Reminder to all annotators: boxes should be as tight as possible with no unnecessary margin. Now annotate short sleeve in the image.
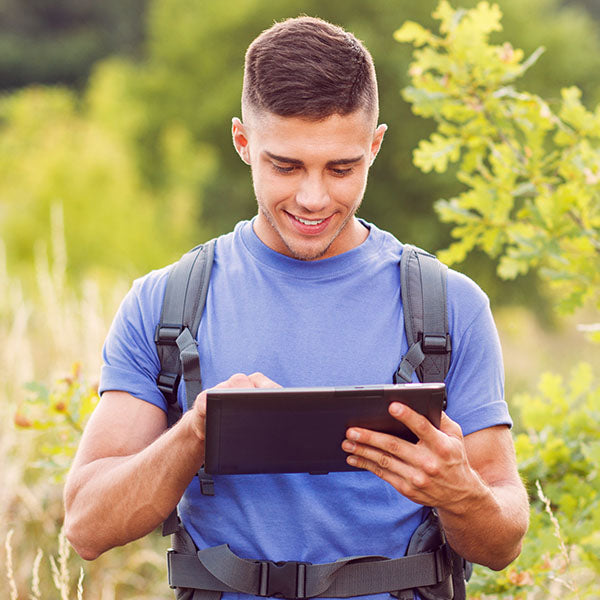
[99,267,171,412]
[444,271,512,435]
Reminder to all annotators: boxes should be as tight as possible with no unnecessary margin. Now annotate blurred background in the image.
[1,0,599,598]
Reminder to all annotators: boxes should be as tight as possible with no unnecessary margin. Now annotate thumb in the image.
[439,411,463,438]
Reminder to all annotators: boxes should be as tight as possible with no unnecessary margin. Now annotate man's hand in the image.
[64,372,280,560]
[189,372,281,445]
[341,402,529,570]
[341,403,479,510]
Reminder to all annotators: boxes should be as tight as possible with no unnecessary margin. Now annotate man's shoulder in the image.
[128,263,173,303]
[446,267,488,303]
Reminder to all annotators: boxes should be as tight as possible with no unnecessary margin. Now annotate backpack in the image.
[154,240,471,600]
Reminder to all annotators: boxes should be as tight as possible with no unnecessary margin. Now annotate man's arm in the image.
[64,372,277,560]
[342,404,529,571]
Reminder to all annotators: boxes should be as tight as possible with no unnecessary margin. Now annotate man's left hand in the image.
[342,403,483,512]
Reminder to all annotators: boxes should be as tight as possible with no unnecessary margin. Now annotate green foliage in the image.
[4,0,600,311]
[45,0,597,292]
[397,0,600,315]
[397,3,600,596]
[0,82,213,283]
[469,362,600,598]
[15,363,99,481]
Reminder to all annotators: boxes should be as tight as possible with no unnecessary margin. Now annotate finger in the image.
[342,438,443,506]
[188,392,208,441]
[193,391,207,415]
[248,372,282,388]
[219,373,255,389]
[388,402,442,444]
[343,444,427,500]
[344,426,417,464]
[193,373,254,426]
[342,437,405,473]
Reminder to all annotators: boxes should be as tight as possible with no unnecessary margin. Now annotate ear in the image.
[369,123,388,166]
[232,117,251,165]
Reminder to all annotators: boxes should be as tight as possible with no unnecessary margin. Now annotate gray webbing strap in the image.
[155,240,215,423]
[394,342,425,384]
[192,592,221,600]
[176,328,203,410]
[167,544,449,598]
[395,245,451,384]
[156,241,216,525]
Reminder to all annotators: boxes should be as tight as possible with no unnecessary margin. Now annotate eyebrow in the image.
[264,150,364,167]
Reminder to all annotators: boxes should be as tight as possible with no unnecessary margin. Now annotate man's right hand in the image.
[189,372,282,444]
[64,372,280,560]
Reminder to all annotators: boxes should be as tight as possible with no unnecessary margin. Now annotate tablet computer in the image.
[204,382,446,475]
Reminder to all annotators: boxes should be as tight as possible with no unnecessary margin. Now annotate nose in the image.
[296,172,330,213]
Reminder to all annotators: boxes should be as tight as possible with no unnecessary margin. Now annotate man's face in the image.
[232,110,387,260]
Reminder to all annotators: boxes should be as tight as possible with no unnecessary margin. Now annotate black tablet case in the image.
[204,383,446,475]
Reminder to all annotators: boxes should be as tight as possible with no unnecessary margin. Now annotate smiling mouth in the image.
[294,216,326,226]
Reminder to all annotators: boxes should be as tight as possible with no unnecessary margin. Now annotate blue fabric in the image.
[100,219,511,600]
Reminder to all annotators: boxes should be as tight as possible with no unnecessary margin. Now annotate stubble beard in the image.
[258,205,358,261]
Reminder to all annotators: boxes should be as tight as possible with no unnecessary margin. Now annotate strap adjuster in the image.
[166,549,177,588]
[421,333,451,355]
[157,371,180,396]
[257,560,310,599]
[155,323,184,346]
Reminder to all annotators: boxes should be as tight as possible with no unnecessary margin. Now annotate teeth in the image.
[296,216,325,225]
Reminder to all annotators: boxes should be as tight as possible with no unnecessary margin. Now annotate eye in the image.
[330,167,353,177]
[272,163,297,174]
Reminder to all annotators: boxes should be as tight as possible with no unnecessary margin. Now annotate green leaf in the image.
[433,0,459,34]
[497,254,530,279]
[393,22,433,47]
[414,133,461,173]
[464,1,503,37]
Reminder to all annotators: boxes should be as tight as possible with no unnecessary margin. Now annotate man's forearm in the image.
[438,475,529,571]
[64,411,204,560]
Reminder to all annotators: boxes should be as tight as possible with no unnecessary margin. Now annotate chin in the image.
[285,244,332,261]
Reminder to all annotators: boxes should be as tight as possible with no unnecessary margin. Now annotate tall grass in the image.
[0,210,167,599]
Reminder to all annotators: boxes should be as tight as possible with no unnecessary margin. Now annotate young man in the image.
[64,16,529,599]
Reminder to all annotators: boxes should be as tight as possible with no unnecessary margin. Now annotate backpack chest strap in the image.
[167,543,451,599]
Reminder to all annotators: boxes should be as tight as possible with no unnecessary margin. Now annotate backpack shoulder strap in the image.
[394,244,451,384]
[156,240,217,512]
[155,239,216,427]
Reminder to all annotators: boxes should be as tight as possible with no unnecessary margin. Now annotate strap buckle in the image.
[157,371,180,397]
[421,333,451,355]
[257,560,310,599]
[155,323,184,346]
[166,548,177,588]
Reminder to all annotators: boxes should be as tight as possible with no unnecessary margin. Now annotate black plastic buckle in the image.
[257,560,309,599]
[157,371,180,396]
[421,333,451,355]
[166,549,177,588]
[154,323,184,346]
[434,545,447,583]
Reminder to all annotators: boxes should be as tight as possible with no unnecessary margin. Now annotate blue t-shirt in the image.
[100,219,510,600]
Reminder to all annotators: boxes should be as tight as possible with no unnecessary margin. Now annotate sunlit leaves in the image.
[414,133,462,172]
[397,0,600,315]
[398,3,600,596]
[482,363,600,597]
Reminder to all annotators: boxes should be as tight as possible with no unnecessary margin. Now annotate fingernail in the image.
[342,440,356,452]
[347,456,358,466]
[390,402,403,416]
[347,429,360,441]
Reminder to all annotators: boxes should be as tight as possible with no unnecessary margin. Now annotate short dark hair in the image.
[242,16,378,121]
